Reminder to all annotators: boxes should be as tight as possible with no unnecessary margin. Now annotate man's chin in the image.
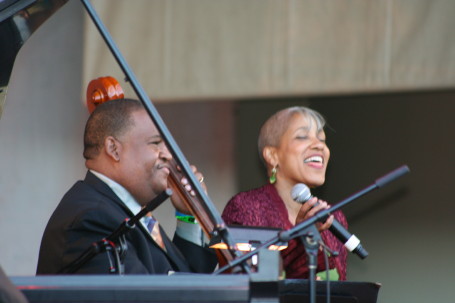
[153,184,169,196]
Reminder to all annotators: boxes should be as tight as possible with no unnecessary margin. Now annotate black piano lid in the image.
[0,0,68,118]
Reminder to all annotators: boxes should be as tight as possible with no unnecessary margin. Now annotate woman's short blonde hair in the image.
[257,106,326,164]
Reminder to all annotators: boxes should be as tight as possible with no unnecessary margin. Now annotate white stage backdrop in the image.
[83,0,455,101]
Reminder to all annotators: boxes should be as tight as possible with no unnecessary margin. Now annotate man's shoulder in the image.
[59,179,107,209]
[49,179,126,227]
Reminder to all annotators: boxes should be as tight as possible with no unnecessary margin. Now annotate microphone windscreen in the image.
[291,183,312,203]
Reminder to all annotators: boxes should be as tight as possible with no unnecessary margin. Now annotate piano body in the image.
[1,1,380,302]
[10,274,380,303]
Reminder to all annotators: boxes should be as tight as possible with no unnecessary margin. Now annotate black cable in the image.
[322,245,331,303]
[318,239,339,303]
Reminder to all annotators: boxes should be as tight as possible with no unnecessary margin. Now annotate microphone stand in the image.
[299,224,323,303]
[59,189,172,274]
[214,165,410,303]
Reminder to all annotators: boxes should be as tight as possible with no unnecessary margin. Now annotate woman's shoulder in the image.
[222,184,281,226]
[227,184,276,206]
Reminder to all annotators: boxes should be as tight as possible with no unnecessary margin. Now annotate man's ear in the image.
[104,136,121,161]
[263,146,278,168]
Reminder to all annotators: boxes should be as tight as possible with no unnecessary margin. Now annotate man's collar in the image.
[89,169,142,216]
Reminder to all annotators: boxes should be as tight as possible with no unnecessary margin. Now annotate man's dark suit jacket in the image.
[37,171,216,275]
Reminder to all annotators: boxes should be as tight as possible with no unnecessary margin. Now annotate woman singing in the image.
[222,106,347,280]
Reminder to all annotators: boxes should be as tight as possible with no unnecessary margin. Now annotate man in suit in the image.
[37,99,216,274]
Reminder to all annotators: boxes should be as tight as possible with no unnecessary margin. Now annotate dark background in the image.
[235,89,455,300]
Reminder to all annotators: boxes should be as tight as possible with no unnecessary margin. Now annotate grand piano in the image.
[1,1,381,302]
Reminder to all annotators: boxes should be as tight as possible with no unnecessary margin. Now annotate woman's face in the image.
[273,113,330,188]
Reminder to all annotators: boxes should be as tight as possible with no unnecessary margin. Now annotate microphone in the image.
[291,183,368,259]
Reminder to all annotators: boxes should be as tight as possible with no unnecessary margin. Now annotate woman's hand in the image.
[295,197,333,232]
[169,164,207,215]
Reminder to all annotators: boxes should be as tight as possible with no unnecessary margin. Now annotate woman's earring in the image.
[269,166,277,184]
